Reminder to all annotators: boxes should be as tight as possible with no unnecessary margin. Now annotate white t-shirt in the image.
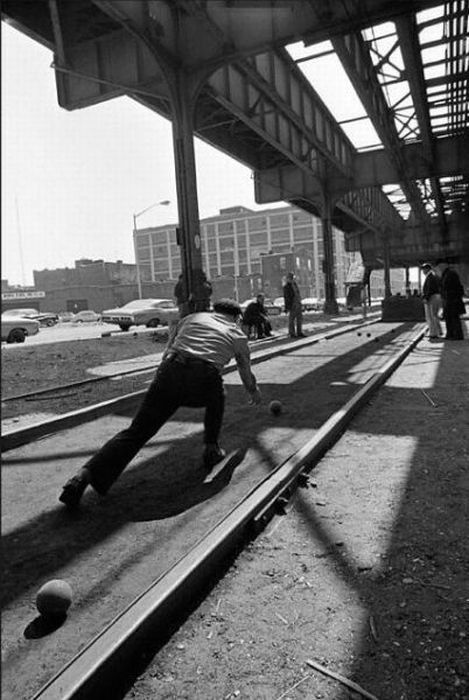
[169,312,250,372]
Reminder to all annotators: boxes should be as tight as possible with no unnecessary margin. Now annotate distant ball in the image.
[269,400,282,416]
[36,580,73,617]
[367,333,371,337]
[357,332,362,336]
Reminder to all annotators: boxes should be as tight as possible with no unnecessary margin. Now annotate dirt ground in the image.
[121,335,469,700]
[2,321,468,700]
[1,332,168,424]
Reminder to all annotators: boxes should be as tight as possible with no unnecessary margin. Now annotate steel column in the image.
[320,191,339,314]
[169,75,206,314]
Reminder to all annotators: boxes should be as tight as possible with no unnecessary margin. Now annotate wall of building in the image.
[134,204,355,301]
[33,259,137,292]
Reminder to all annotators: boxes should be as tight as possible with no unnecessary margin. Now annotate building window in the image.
[271,229,291,245]
[218,222,234,234]
[249,232,268,246]
[270,214,290,228]
[248,218,267,232]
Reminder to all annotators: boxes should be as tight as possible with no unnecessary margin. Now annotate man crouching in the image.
[59,299,261,508]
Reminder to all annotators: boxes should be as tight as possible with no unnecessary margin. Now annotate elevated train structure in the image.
[2,0,468,312]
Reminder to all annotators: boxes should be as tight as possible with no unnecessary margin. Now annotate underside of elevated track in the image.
[2,0,468,308]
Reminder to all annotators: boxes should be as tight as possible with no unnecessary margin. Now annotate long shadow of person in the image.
[110,449,247,522]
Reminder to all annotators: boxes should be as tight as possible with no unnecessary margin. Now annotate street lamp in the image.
[133,200,171,298]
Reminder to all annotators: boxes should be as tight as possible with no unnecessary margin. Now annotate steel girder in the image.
[330,31,432,228]
[394,14,447,227]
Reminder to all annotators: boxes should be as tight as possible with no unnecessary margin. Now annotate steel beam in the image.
[331,30,431,227]
[395,14,447,230]
[353,135,469,188]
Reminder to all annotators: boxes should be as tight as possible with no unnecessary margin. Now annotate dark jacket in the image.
[422,271,441,301]
[283,281,301,312]
[243,300,267,325]
[441,268,465,314]
[174,279,186,306]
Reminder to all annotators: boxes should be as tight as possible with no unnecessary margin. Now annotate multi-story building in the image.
[134,204,356,301]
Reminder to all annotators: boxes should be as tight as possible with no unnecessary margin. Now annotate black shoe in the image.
[59,475,88,508]
[203,444,226,470]
[296,332,307,338]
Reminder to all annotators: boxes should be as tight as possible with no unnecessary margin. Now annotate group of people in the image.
[241,272,306,340]
[59,270,306,509]
[59,261,465,508]
[421,259,466,341]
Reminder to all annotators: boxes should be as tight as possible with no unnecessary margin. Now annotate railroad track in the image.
[1,319,424,700]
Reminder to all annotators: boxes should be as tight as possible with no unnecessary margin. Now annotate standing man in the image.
[283,272,305,338]
[189,270,212,312]
[421,262,442,340]
[173,274,186,317]
[59,299,262,508]
[435,259,465,340]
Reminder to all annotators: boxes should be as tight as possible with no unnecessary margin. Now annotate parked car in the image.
[101,298,179,331]
[2,307,58,327]
[58,311,76,322]
[273,297,285,312]
[240,298,281,316]
[1,313,40,343]
[71,310,101,323]
[302,297,321,311]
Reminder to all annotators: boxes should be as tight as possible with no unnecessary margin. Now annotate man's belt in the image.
[165,350,214,368]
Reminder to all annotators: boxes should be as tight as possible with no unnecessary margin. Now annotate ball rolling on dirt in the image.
[269,400,283,416]
[36,579,73,618]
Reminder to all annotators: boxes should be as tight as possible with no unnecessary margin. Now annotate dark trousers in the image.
[444,302,464,339]
[248,318,272,338]
[85,356,225,494]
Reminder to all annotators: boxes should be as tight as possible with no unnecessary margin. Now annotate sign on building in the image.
[2,291,46,300]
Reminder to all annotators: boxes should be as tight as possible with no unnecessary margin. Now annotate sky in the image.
[2,23,284,287]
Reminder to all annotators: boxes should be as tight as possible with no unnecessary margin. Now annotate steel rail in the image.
[1,318,379,452]
[30,325,425,700]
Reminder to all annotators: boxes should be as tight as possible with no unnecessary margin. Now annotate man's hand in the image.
[248,387,262,405]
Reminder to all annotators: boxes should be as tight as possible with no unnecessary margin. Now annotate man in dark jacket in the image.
[242,293,272,339]
[59,299,262,508]
[283,272,305,338]
[421,262,442,340]
[174,274,186,316]
[435,259,465,340]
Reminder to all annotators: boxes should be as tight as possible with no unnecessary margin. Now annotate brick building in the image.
[32,259,139,312]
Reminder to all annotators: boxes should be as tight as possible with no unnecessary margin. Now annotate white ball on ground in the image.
[36,579,73,617]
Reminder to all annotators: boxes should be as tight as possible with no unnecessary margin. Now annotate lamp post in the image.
[133,200,171,298]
